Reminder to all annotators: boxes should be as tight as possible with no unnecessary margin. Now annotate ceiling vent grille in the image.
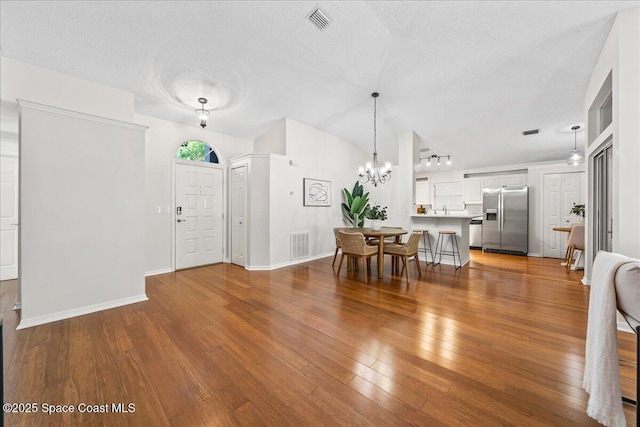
[523,129,539,136]
[308,7,332,30]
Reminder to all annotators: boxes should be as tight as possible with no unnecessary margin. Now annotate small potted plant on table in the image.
[570,203,585,221]
[364,204,388,230]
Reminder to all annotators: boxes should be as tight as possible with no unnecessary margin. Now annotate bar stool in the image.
[413,229,434,266]
[434,230,462,270]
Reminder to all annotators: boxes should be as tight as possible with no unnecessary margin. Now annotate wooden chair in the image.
[337,232,378,283]
[565,223,585,271]
[383,232,423,283]
[332,227,348,267]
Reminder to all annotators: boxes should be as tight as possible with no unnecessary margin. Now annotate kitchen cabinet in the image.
[484,174,527,188]
[463,178,483,204]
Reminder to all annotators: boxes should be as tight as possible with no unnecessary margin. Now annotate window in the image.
[175,140,219,163]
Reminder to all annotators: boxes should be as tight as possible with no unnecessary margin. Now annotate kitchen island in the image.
[409,213,476,267]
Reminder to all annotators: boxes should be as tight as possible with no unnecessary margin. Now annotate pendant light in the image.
[195,97,210,128]
[358,92,391,187]
[566,125,584,165]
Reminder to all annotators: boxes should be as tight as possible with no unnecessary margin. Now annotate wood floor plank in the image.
[1,252,637,426]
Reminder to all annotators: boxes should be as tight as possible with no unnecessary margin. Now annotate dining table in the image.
[349,227,408,278]
[553,226,574,267]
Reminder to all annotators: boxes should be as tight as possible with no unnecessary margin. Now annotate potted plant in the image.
[364,204,388,230]
[342,181,369,227]
[570,203,585,220]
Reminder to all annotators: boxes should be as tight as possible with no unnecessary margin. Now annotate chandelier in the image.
[195,97,210,128]
[566,125,584,165]
[359,92,391,187]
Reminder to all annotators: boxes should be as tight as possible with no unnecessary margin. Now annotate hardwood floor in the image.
[1,251,637,426]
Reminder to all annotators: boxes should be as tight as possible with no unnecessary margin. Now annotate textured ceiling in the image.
[1,1,638,170]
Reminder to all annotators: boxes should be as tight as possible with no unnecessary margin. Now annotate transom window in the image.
[175,140,219,163]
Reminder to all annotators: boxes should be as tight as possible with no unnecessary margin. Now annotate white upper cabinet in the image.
[463,178,483,204]
[484,174,527,188]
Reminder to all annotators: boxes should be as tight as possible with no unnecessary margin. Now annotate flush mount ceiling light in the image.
[424,154,451,167]
[566,125,584,166]
[358,92,391,187]
[195,97,210,128]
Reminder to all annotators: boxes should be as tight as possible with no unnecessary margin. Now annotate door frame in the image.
[172,159,227,271]
[229,163,248,267]
[1,150,19,282]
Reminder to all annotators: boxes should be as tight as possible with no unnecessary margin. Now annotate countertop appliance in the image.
[482,187,528,255]
[469,216,483,249]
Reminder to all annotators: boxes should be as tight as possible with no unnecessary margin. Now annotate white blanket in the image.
[583,251,633,427]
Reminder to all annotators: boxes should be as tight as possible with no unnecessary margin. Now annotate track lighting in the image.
[423,155,452,167]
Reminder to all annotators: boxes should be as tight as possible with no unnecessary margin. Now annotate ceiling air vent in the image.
[308,7,332,30]
[522,129,539,136]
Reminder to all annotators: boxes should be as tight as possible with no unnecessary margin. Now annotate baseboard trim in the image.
[246,252,334,271]
[17,294,149,329]
[527,252,542,258]
[145,268,174,277]
[618,320,634,333]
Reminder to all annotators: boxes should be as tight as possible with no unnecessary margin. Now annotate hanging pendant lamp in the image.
[195,97,210,128]
[567,125,584,166]
[358,92,391,187]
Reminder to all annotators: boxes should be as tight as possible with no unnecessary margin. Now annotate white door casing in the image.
[175,162,223,269]
[1,153,19,280]
[543,172,582,258]
[231,165,247,267]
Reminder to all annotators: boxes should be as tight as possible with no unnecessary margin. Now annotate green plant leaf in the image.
[352,182,359,197]
[351,195,368,214]
[343,188,353,206]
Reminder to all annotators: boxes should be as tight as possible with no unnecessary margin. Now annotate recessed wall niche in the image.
[587,71,613,147]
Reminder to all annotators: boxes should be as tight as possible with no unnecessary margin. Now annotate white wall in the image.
[18,101,147,328]
[133,114,253,274]
[284,118,371,260]
[254,119,285,155]
[584,7,640,281]
[239,118,371,269]
[1,55,133,122]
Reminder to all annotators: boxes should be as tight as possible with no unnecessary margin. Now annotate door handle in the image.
[177,219,186,223]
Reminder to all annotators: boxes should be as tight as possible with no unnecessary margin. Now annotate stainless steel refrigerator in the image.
[482,187,528,255]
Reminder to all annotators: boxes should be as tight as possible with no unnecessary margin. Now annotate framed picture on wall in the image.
[303,178,331,207]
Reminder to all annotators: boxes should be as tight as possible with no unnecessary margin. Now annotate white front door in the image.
[543,172,582,258]
[1,153,19,280]
[230,165,246,266]
[175,162,223,269]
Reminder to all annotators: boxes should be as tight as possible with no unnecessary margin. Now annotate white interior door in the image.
[1,153,19,280]
[175,162,223,269]
[231,165,247,267]
[543,172,582,258]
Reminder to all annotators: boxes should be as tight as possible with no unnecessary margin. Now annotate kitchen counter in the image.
[409,214,475,267]
[410,213,477,219]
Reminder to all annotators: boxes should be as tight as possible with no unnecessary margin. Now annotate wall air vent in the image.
[522,129,539,136]
[290,232,310,260]
[308,7,332,30]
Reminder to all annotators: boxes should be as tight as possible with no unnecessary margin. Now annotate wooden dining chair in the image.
[337,231,378,283]
[383,232,423,283]
[332,227,348,267]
